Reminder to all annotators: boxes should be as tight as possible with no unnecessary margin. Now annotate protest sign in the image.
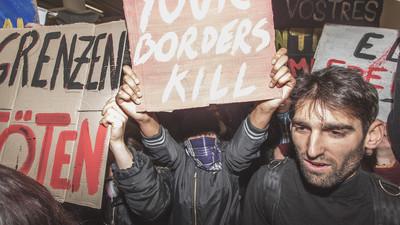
[0,0,38,28]
[272,0,384,29]
[0,21,127,208]
[123,0,279,112]
[275,28,322,77]
[313,24,399,120]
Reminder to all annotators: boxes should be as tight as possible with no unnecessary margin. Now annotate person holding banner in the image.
[242,66,400,225]
[101,48,295,225]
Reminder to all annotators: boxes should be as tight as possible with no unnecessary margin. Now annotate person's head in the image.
[0,165,75,225]
[290,66,383,188]
[179,107,220,140]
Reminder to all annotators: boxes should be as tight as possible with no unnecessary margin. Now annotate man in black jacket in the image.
[242,66,400,225]
[101,48,295,225]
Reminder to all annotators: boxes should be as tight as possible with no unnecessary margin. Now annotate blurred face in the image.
[291,101,366,188]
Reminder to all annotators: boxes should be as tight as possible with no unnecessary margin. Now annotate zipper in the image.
[193,171,198,225]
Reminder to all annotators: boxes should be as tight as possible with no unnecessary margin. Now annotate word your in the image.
[139,0,252,32]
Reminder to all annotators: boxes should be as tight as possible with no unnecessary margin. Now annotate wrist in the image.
[255,104,277,116]
[110,139,126,151]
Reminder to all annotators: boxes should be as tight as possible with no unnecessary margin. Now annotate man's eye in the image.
[294,126,308,133]
[330,130,345,137]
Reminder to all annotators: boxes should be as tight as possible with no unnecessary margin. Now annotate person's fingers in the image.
[111,103,128,120]
[271,48,288,65]
[272,55,289,74]
[102,107,126,127]
[102,97,119,115]
[130,94,142,105]
[123,66,140,85]
[117,89,132,102]
[123,74,142,98]
[121,84,135,97]
[275,72,293,88]
[270,66,289,88]
[100,112,114,128]
[102,101,114,116]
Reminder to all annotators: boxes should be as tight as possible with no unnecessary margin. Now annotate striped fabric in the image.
[142,128,166,147]
[243,117,268,141]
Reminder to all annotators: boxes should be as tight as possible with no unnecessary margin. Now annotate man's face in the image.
[291,101,366,188]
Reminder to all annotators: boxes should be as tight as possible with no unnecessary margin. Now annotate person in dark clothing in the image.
[387,54,400,160]
[242,66,400,225]
[101,48,295,225]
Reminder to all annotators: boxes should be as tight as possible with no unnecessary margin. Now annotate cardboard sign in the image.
[0,0,38,28]
[123,0,279,112]
[275,28,322,77]
[313,24,399,120]
[272,0,383,29]
[0,21,127,208]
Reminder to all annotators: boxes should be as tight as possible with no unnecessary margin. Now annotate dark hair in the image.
[0,165,76,225]
[290,66,379,134]
[178,107,220,139]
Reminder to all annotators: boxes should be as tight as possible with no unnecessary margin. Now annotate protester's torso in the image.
[169,149,240,225]
[275,159,374,225]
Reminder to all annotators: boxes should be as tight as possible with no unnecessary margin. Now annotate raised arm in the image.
[249,48,295,129]
[100,98,172,220]
[116,65,183,166]
[225,48,295,172]
[116,65,160,137]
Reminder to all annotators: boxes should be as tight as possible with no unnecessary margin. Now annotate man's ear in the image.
[364,120,384,150]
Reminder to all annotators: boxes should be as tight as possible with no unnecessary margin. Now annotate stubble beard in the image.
[296,143,364,188]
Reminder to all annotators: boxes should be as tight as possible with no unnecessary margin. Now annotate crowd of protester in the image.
[0,20,399,225]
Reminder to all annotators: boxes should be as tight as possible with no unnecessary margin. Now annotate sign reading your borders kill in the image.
[123,0,279,112]
[0,21,127,208]
[313,24,399,121]
[272,0,384,29]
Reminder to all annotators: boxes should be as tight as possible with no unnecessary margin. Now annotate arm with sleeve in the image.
[112,150,172,221]
[224,116,269,173]
[141,126,184,169]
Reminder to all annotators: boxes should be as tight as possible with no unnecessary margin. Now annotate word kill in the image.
[162,62,256,103]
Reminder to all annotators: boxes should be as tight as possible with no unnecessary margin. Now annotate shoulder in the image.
[368,173,400,199]
[366,173,400,224]
[253,158,294,188]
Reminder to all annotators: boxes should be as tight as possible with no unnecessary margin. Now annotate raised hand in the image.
[260,48,296,112]
[101,97,128,145]
[116,65,160,137]
[117,65,152,123]
[249,48,296,129]
[100,97,133,169]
